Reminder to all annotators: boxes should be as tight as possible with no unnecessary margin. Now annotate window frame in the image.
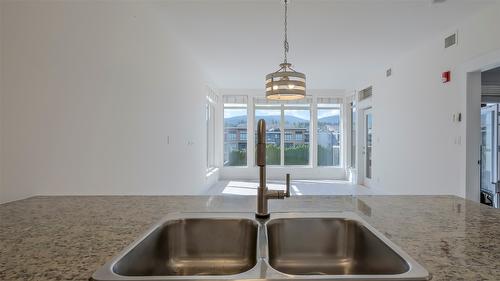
[206,97,217,171]
[349,100,357,169]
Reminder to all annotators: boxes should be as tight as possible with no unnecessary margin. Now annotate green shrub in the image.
[266,144,280,165]
[284,144,309,165]
[228,150,247,166]
[317,145,333,166]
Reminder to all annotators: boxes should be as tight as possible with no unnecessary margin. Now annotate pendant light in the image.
[265,0,306,100]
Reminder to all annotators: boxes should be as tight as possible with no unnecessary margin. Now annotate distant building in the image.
[284,128,309,147]
[223,127,312,162]
[224,127,248,163]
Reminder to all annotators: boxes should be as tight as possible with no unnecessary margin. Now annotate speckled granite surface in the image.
[0,195,499,280]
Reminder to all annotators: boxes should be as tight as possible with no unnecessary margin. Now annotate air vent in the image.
[359,86,372,101]
[445,33,457,48]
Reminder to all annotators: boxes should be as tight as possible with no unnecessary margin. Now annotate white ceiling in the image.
[161,0,497,90]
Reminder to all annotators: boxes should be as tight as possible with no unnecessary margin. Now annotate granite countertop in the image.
[0,195,499,281]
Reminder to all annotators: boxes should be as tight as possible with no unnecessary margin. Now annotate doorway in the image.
[464,49,500,207]
[478,67,500,207]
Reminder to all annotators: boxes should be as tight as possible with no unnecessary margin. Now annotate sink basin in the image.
[267,218,409,275]
[264,212,430,280]
[114,218,258,276]
[92,212,429,281]
[92,213,259,280]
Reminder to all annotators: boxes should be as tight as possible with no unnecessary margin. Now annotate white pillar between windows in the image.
[280,104,285,166]
[311,98,318,168]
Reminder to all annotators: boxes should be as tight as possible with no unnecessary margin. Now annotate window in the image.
[255,107,281,165]
[295,131,303,141]
[254,98,311,166]
[350,101,356,168]
[223,97,247,166]
[206,94,217,170]
[227,132,237,141]
[284,108,310,165]
[317,102,342,167]
[221,97,345,168]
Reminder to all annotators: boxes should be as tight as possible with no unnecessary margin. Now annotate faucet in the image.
[256,119,290,219]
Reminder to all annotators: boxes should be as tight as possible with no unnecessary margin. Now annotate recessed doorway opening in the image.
[479,67,500,208]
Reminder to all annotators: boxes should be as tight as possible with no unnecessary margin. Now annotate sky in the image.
[318,109,340,119]
[224,108,247,119]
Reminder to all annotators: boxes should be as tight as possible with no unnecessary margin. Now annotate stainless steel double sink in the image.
[92,212,430,281]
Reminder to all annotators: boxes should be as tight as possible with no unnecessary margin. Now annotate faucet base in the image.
[255,213,270,219]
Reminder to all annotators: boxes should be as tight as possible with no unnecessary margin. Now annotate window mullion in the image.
[280,104,285,166]
[248,101,254,167]
[312,100,317,168]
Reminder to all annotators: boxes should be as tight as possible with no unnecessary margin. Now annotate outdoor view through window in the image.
[224,99,341,167]
[283,109,310,165]
[223,103,247,166]
[317,104,341,166]
[254,108,282,165]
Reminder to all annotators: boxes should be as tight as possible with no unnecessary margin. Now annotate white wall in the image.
[0,1,216,203]
[219,89,348,181]
[0,3,6,203]
[359,3,500,196]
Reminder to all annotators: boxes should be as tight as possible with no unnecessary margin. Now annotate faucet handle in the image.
[285,173,291,197]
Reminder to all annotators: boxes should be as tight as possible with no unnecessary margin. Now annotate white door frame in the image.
[355,96,372,186]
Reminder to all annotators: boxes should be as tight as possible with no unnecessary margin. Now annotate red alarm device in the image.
[442,71,451,83]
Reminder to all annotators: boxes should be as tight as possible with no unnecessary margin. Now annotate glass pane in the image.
[350,102,356,168]
[206,102,216,169]
[481,109,494,191]
[224,107,247,166]
[210,104,216,167]
[317,103,339,108]
[255,108,281,165]
[284,103,311,107]
[366,112,373,179]
[317,107,341,166]
[206,103,209,168]
[284,109,310,165]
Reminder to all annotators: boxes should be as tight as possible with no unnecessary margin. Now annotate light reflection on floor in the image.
[220,181,297,196]
[207,180,376,196]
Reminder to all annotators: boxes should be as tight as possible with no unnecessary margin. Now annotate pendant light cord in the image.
[283,0,289,64]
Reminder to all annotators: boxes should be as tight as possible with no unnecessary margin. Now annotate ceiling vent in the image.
[445,33,457,49]
[359,86,373,101]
